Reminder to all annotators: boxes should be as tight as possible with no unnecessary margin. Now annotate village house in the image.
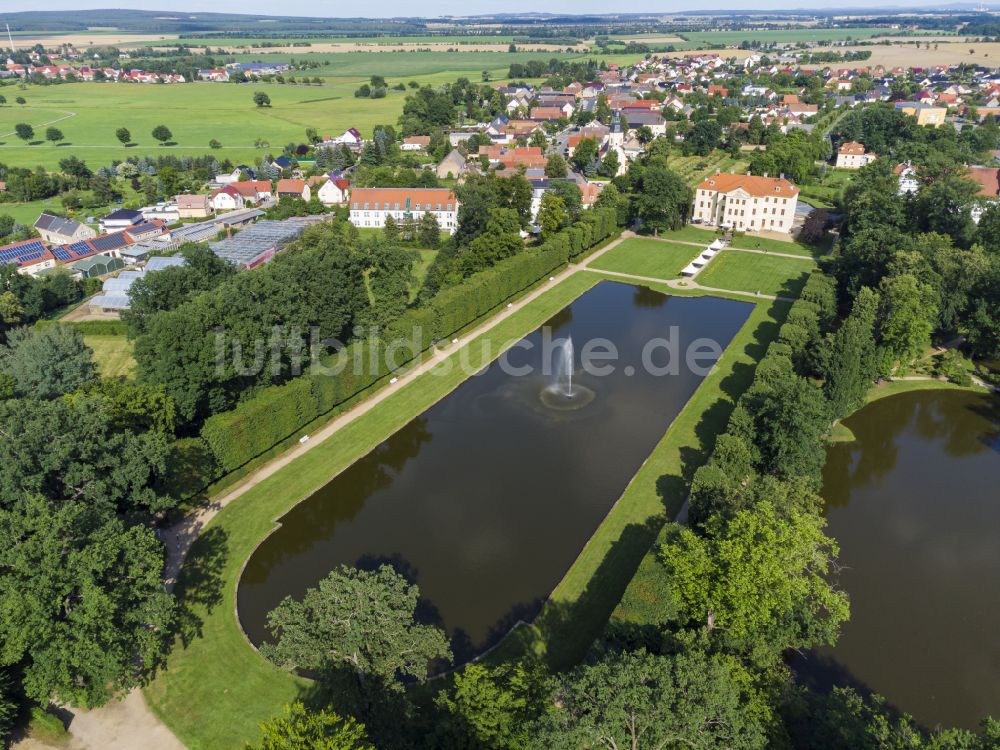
[321,128,364,150]
[99,208,143,234]
[315,175,351,206]
[275,179,311,202]
[836,141,877,169]
[436,149,467,179]
[401,136,431,152]
[349,188,459,234]
[175,194,213,219]
[0,238,56,276]
[33,213,96,245]
[691,173,800,234]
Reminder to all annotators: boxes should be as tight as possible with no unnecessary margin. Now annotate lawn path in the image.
[0,106,77,138]
[582,265,795,303]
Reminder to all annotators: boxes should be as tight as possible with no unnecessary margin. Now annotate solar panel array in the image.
[52,241,90,262]
[90,233,129,253]
[0,239,48,265]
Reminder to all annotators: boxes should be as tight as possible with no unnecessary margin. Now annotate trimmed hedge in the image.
[199,209,620,474]
[36,319,128,336]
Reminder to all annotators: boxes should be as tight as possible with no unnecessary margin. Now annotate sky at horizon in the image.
[0,1,971,19]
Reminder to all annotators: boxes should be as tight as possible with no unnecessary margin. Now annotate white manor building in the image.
[836,141,877,169]
[691,173,799,234]
[349,188,459,234]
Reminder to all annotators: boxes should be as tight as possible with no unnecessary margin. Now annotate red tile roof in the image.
[696,173,799,198]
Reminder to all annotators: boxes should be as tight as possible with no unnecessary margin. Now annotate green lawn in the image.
[726,234,820,257]
[589,237,700,280]
[84,335,136,378]
[0,49,643,170]
[659,225,722,244]
[697,250,816,298]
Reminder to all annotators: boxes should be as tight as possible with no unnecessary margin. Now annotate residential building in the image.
[321,128,363,150]
[211,185,245,212]
[33,213,96,245]
[436,149,467,179]
[691,173,799,233]
[316,175,351,206]
[176,194,213,219]
[894,102,948,127]
[349,188,459,234]
[836,141,877,169]
[0,238,56,276]
[99,208,143,233]
[401,135,431,152]
[895,162,920,195]
[275,179,311,201]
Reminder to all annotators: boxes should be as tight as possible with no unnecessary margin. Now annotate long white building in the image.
[349,188,459,234]
[691,173,799,234]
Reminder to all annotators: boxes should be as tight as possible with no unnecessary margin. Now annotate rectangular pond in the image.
[238,281,752,661]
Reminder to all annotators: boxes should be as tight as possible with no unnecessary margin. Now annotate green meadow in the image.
[0,50,638,171]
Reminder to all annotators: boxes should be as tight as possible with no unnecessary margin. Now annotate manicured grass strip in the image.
[698,250,816,298]
[145,271,604,750]
[83,335,136,379]
[589,237,700,281]
[657,225,722,244]
[727,234,817,257]
[526,283,792,667]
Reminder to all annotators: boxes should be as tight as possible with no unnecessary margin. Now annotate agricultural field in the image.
[0,49,642,171]
[588,237,700,280]
[831,41,1000,68]
[697,249,817,297]
[142,34,522,48]
[679,27,946,47]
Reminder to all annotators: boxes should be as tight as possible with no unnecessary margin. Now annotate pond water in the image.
[802,390,1000,730]
[237,281,751,662]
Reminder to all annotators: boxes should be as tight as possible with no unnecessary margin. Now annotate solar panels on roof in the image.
[90,233,129,252]
[0,239,47,265]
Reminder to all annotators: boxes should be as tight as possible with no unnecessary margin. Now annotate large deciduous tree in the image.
[0,324,96,398]
[249,702,372,750]
[261,564,451,687]
[0,495,174,707]
[535,649,772,750]
[660,503,848,657]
